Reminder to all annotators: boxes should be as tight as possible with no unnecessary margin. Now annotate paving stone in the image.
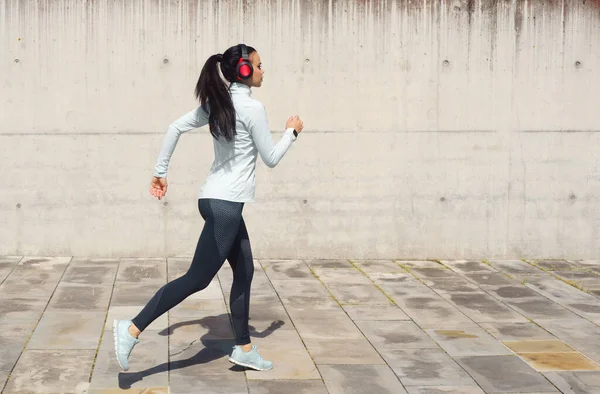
[503,339,576,353]
[168,338,242,376]
[367,272,416,285]
[4,349,95,393]
[488,259,545,276]
[283,303,347,322]
[530,259,578,271]
[116,259,166,285]
[170,297,227,318]
[270,279,331,298]
[569,301,600,319]
[536,319,600,362]
[71,257,119,265]
[90,329,168,390]
[261,259,313,280]
[456,355,558,393]
[544,371,600,394]
[342,304,410,321]
[425,326,512,357]
[356,320,438,349]
[353,260,406,274]
[170,373,247,394]
[324,283,392,305]
[168,314,235,355]
[315,268,373,285]
[0,258,20,283]
[518,352,600,371]
[0,277,58,298]
[17,256,72,269]
[516,298,591,321]
[319,364,407,394]
[389,293,476,328]
[0,256,23,264]
[110,283,163,306]
[245,347,321,380]
[525,276,595,304]
[294,317,364,340]
[247,321,307,350]
[440,260,497,274]
[446,292,529,323]
[247,304,292,330]
[47,283,112,311]
[480,322,556,341]
[406,387,486,394]
[0,321,36,389]
[410,268,462,279]
[1,258,68,298]
[279,295,340,309]
[27,311,105,350]
[303,337,385,365]
[0,294,49,322]
[248,379,328,394]
[382,348,477,386]
[180,279,225,300]
[61,263,118,285]
[305,259,353,269]
[105,305,168,331]
[396,260,443,269]
[463,272,517,287]
[239,328,319,380]
[88,388,169,394]
[420,277,482,294]
[569,260,600,268]
[553,270,600,284]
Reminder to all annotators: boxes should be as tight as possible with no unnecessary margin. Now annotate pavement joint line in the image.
[412,259,565,392]
[347,259,416,393]
[373,259,490,390]
[511,259,600,328]
[523,258,589,292]
[0,256,73,394]
[433,259,591,392]
[87,256,121,384]
[256,259,324,381]
[307,259,406,389]
[0,256,23,287]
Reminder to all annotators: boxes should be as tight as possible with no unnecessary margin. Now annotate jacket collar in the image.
[229,82,252,96]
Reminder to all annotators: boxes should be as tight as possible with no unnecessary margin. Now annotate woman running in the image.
[113,43,303,372]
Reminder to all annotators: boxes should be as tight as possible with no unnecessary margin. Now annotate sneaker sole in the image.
[113,320,127,371]
[228,357,273,371]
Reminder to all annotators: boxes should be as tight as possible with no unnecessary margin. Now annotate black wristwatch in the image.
[293,129,298,137]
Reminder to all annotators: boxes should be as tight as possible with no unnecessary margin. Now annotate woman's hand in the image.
[286,115,304,134]
[150,177,168,200]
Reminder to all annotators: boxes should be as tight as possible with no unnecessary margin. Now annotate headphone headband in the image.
[239,44,248,61]
[236,43,253,80]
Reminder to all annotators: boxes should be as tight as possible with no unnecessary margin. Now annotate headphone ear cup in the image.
[239,64,251,77]
[236,60,253,80]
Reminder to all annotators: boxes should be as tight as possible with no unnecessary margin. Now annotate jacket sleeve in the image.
[247,102,296,168]
[153,106,209,178]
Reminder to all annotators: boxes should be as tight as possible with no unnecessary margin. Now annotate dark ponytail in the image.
[194,44,256,142]
[195,53,236,141]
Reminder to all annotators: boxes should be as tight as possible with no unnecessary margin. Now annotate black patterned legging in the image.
[132,198,254,345]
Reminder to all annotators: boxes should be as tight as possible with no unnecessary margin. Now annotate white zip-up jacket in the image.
[153,82,297,202]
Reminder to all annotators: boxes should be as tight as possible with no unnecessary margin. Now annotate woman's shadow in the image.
[118,313,284,389]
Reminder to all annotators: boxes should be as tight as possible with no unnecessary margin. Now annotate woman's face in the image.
[247,51,264,88]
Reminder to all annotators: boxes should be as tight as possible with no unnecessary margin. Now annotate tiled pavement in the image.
[2,257,600,393]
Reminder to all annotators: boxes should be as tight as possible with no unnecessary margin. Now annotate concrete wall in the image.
[1,0,599,259]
